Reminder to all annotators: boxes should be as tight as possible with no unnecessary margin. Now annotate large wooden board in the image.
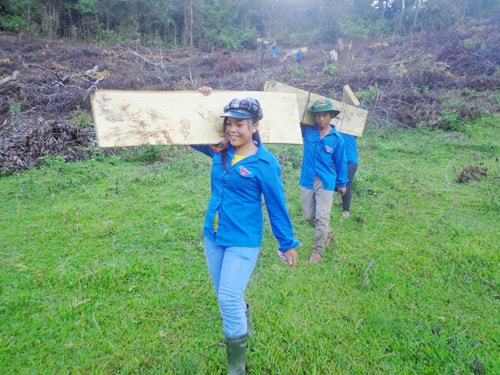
[264,81,368,137]
[91,90,302,147]
[342,84,361,107]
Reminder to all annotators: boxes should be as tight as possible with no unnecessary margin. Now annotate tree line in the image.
[0,0,498,49]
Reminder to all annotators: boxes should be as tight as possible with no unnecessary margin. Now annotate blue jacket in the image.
[299,125,348,191]
[193,142,299,252]
[339,132,358,164]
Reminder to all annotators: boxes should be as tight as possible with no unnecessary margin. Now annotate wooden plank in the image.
[289,47,308,54]
[91,90,302,147]
[342,84,360,107]
[263,81,368,137]
[281,47,308,61]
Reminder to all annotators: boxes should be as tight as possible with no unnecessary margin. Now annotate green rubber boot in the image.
[226,334,247,375]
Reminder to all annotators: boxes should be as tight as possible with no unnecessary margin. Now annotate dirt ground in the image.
[1,21,499,174]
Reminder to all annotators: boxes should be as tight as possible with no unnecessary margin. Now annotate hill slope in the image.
[1,22,499,174]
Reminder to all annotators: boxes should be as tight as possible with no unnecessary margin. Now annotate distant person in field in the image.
[295,49,303,63]
[272,44,278,58]
[194,86,299,374]
[299,98,347,263]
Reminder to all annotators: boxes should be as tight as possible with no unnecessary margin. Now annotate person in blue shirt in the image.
[300,98,348,263]
[338,132,358,217]
[295,50,303,63]
[195,86,299,374]
[272,44,278,58]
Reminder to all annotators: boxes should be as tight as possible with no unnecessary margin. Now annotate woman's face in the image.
[224,117,256,148]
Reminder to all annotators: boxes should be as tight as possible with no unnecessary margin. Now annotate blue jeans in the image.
[204,236,260,338]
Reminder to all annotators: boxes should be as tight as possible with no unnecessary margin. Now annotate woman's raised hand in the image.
[198,86,213,96]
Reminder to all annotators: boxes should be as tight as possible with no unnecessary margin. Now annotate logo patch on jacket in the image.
[239,166,252,176]
[325,146,333,153]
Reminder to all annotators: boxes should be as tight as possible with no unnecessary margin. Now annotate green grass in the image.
[1,114,499,374]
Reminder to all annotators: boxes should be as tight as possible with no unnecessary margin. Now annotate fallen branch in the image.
[0,71,19,85]
[128,49,165,70]
[28,63,104,90]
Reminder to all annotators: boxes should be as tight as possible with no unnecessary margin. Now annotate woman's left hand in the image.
[283,249,298,269]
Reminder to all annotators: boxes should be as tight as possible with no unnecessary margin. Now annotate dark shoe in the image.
[226,334,247,375]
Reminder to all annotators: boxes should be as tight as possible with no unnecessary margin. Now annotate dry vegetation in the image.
[1,21,499,174]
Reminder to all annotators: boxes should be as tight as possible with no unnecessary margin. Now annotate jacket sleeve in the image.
[300,124,308,137]
[260,160,300,252]
[191,144,215,157]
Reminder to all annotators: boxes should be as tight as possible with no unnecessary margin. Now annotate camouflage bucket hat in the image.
[308,98,340,118]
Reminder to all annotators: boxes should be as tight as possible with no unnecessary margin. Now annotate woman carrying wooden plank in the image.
[194,87,299,374]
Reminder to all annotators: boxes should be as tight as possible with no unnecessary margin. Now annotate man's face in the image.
[314,112,332,128]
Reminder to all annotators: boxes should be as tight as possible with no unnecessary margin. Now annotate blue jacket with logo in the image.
[299,125,348,191]
[192,141,299,252]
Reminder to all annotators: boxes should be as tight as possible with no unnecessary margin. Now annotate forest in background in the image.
[1,0,500,50]
[0,0,499,175]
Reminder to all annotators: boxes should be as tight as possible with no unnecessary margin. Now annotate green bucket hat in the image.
[308,98,340,118]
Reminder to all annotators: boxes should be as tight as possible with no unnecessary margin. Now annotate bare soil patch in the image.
[1,22,499,174]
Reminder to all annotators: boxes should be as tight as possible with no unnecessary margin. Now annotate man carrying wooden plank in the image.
[299,98,348,263]
[263,81,368,262]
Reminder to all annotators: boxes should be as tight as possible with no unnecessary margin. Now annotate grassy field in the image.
[1,115,499,374]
